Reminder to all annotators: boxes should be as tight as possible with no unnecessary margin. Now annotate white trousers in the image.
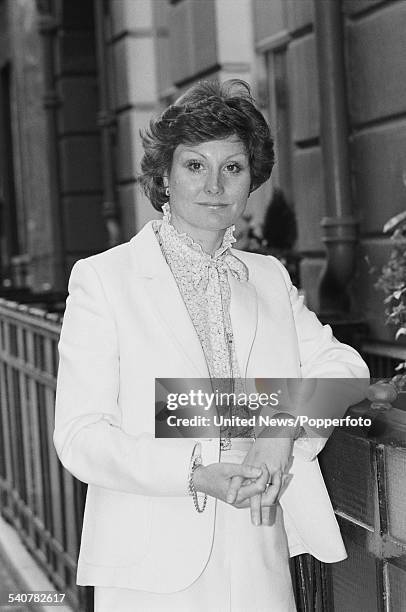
[95,447,297,612]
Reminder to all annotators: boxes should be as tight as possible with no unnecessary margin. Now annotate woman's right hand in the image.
[193,462,270,507]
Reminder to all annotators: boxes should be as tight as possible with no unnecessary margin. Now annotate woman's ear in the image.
[162,175,169,189]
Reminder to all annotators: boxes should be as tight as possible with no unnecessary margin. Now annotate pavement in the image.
[0,517,73,612]
[0,547,29,612]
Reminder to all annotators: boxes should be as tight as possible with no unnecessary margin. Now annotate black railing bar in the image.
[43,336,56,379]
[27,377,46,524]
[334,509,375,532]
[17,366,36,534]
[0,322,60,344]
[0,300,62,322]
[0,297,61,315]
[0,304,62,331]
[0,357,57,389]
[36,384,53,537]
[14,502,68,558]
[9,490,49,541]
[17,529,65,589]
[5,367,25,503]
[0,313,62,336]
[12,539,82,612]
[21,525,78,575]
[375,445,389,537]
[0,373,14,491]
[2,498,78,573]
[0,297,56,314]
[44,389,65,561]
[14,528,51,568]
[61,469,80,560]
[1,506,21,531]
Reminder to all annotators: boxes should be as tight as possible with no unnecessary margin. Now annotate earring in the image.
[165,186,170,197]
[162,202,171,222]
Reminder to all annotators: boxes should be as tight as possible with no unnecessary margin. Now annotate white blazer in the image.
[54,221,369,592]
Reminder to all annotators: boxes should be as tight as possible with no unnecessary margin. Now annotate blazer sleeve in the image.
[269,256,370,461]
[54,258,199,496]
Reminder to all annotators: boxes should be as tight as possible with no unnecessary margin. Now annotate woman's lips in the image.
[196,202,229,207]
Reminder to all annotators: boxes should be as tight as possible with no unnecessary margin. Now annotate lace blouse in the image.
[153,210,254,440]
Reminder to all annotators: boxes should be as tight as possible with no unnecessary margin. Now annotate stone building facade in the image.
[0,0,405,352]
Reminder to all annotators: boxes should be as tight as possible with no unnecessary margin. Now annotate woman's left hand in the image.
[227,425,296,525]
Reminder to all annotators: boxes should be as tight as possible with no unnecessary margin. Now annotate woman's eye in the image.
[185,160,243,173]
[186,161,203,172]
[225,163,241,173]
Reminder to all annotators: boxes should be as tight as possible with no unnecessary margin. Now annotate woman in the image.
[54,80,369,611]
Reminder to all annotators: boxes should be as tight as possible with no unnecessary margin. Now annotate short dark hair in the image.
[139,79,275,211]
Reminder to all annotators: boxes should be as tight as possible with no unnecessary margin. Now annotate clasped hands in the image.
[193,433,295,526]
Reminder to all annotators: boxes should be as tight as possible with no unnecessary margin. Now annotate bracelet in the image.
[188,455,207,513]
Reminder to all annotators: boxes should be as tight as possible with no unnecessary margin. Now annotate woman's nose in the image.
[204,169,224,195]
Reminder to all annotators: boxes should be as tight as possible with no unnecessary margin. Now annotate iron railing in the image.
[0,298,91,611]
[1,297,405,611]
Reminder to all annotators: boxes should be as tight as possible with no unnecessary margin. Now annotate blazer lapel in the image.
[229,273,258,379]
[129,223,258,379]
[130,222,209,377]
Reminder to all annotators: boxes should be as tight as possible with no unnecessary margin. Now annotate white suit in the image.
[54,221,369,592]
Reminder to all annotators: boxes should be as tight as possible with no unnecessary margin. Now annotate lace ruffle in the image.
[161,201,237,258]
[154,215,252,438]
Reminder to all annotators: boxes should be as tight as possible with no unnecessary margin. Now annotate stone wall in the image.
[253,0,406,345]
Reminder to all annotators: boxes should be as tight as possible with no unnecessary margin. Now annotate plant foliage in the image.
[375,210,406,384]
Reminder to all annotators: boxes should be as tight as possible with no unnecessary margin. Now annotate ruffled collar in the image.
[160,202,236,259]
[154,203,249,288]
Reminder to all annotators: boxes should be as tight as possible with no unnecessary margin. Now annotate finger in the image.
[251,464,269,525]
[233,498,251,509]
[261,504,271,526]
[235,463,269,504]
[262,470,282,506]
[250,493,262,526]
[235,480,262,503]
[235,475,268,504]
[226,463,262,480]
[228,465,263,504]
[234,495,278,511]
[226,464,264,504]
[226,476,243,504]
[260,502,278,526]
[240,464,263,479]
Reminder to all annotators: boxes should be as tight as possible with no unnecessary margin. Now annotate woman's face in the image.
[166,135,251,243]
